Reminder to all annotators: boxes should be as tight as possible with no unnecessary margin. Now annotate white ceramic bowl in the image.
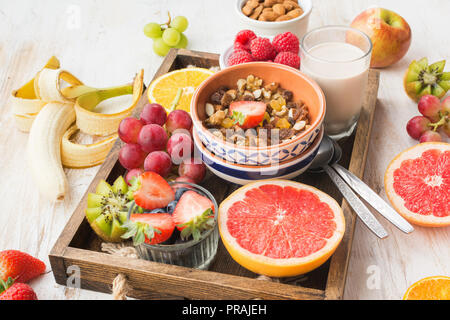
[193,126,323,185]
[235,0,312,39]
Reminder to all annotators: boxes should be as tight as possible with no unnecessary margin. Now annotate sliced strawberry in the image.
[131,172,175,210]
[122,213,175,245]
[172,191,215,241]
[229,101,266,129]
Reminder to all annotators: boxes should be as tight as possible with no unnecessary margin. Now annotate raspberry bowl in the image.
[235,0,312,40]
[220,31,301,70]
[191,61,325,166]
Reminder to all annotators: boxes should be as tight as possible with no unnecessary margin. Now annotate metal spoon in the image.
[309,136,388,238]
[328,139,414,234]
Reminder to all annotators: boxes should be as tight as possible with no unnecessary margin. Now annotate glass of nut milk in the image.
[300,26,372,140]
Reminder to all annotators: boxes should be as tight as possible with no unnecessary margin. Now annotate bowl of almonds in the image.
[235,0,312,39]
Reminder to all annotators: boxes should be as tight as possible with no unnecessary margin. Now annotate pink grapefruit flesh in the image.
[219,180,345,277]
[385,142,450,227]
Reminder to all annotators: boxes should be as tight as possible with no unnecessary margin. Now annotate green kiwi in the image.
[404,57,450,102]
[86,176,131,242]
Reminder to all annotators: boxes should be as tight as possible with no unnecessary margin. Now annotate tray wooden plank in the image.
[50,49,380,300]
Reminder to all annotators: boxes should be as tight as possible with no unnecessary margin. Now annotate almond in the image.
[260,10,279,21]
[242,4,254,16]
[275,14,291,21]
[283,0,299,11]
[263,0,278,8]
[249,4,264,19]
[287,7,303,18]
[272,3,285,15]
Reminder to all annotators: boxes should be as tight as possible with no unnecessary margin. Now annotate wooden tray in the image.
[50,49,380,300]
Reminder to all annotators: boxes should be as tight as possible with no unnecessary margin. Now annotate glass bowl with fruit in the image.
[123,175,219,270]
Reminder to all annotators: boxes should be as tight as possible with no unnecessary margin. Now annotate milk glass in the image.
[300,26,372,139]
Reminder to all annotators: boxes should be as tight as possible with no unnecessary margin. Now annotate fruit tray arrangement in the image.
[49,49,380,300]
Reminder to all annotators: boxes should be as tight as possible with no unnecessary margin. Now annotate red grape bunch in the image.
[117,103,206,184]
[406,95,450,143]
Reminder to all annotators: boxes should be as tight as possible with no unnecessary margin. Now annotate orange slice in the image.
[384,142,450,227]
[218,180,345,277]
[147,68,214,113]
[403,276,450,300]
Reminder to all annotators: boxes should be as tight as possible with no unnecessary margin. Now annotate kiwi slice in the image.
[86,176,131,242]
[404,58,450,102]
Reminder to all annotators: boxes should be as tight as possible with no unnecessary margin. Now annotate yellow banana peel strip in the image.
[13,57,144,200]
[61,125,118,169]
[11,56,60,132]
[74,69,144,136]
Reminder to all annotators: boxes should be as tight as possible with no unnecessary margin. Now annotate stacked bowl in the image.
[191,62,325,185]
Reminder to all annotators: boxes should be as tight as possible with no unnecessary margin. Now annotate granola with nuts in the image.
[203,74,310,147]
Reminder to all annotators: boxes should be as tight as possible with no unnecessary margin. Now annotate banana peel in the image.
[11,56,60,132]
[11,57,145,201]
[74,69,144,136]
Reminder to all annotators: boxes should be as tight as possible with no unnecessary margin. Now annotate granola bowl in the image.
[191,62,325,165]
[193,125,323,185]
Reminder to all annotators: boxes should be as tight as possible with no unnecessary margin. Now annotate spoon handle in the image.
[324,166,388,239]
[331,164,414,234]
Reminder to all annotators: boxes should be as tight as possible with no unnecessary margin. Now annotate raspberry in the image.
[234,41,250,52]
[234,30,257,51]
[250,37,276,61]
[228,50,253,66]
[274,52,301,69]
[272,32,300,54]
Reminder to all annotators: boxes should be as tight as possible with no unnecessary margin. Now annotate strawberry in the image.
[122,213,175,245]
[172,191,215,241]
[129,172,175,210]
[229,101,267,129]
[0,250,46,283]
[0,278,37,300]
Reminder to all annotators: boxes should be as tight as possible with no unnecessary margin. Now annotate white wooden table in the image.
[0,0,448,300]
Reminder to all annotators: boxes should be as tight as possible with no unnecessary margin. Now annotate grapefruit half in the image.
[384,142,450,227]
[218,180,345,277]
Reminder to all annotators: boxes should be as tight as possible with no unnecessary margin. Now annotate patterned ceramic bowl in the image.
[193,126,323,185]
[191,62,325,165]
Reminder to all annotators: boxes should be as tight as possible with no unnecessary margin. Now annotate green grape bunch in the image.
[143,13,189,56]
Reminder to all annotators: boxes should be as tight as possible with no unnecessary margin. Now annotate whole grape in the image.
[143,22,162,39]
[170,16,189,33]
[175,33,188,49]
[418,95,442,122]
[153,38,171,56]
[419,131,442,143]
[406,116,431,140]
[162,28,181,46]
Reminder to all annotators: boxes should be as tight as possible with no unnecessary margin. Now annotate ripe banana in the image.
[27,102,75,201]
[12,57,145,201]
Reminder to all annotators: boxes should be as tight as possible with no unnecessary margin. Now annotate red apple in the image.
[350,8,411,68]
